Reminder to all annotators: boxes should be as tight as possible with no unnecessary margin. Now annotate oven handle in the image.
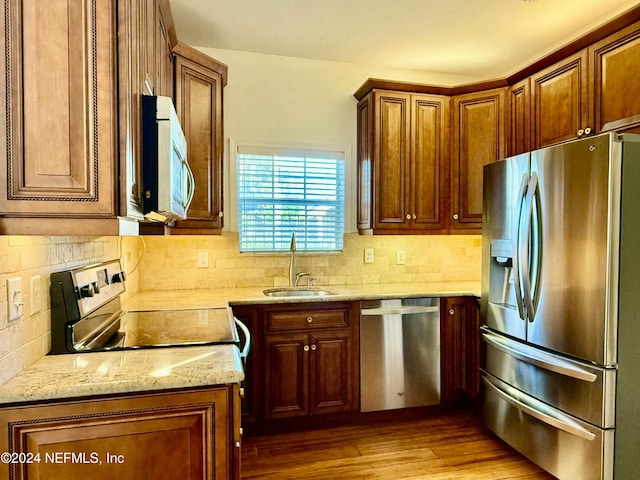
[77,311,126,351]
[234,317,251,361]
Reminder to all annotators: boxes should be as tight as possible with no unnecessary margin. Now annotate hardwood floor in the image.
[241,409,557,480]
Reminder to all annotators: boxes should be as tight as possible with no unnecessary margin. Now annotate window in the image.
[236,145,345,252]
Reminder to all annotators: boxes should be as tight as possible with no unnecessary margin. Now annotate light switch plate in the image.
[7,277,23,322]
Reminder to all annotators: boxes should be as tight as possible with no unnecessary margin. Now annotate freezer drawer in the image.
[482,372,613,480]
[482,328,616,428]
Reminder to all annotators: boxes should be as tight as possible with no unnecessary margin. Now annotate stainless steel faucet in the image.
[289,233,311,287]
[289,233,297,287]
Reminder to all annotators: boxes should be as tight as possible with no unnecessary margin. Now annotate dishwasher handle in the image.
[360,305,440,316]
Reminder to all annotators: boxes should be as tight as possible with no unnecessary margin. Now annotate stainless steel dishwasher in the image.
[360,298,440,412]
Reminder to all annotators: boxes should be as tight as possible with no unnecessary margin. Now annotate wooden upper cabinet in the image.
[451,89,505,230]
[357,94,374,231]
[531,49,589,148]
[0,0,119,232]
[507,78,531,156]
[172,42,227,234]
[374,92,411,230]
[590,21,640,133]
[357,90,449,234]
[411,95,449,231]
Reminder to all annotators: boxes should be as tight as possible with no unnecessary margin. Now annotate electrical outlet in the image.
[7,277,23,322]
[364,247,374,264]
[198,251,209,268]
[30,275,42,314]
[396,249,406,265]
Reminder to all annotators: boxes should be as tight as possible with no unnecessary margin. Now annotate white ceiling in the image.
[168,0,640,80]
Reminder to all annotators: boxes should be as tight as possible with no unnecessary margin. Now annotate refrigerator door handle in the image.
[513,173,529,321]
[519,172,538,321]
[482,374,597,441]
[482,329,598,383]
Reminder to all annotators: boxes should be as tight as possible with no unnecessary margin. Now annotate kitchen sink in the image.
[263,287,336,297]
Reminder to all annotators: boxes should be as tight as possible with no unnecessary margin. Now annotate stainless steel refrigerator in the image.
[480,132,640,480]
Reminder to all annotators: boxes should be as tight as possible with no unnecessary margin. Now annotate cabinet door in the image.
[441,297,480,401]
[590,21,640,133]
[411,94,449,231]
[0,388,232,480]
[451,89,505,230]
[531,49,589,148]
[373,91,411,230]
[156,0,174,98]
[173,47,225,233]
[309,330,353,414]
[357,94,374,232]
[507,79,531,156]
[265,333,309,419]
[1,0,117,219]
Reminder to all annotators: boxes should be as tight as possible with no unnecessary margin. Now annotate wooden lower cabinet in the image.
[440,297,480,402]
[265,329,352,419]
[0,386,241,480]
[234,302,358,424]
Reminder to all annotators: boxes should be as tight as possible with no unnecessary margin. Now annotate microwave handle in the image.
[183,161,195,212]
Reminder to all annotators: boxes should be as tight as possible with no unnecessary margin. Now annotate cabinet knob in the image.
[578,129,585,136]
[585,127,592,135]
[449,309,455,315]
[306,316,313,323]
[406,214,412,220]
[453,214,459,220]
[304,345,310,352]
[218,211,224,217]
[412,214,416,220]
[239,387,245,398]
[311,344,317,351]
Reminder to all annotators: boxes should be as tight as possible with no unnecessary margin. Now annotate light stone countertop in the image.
[123,281,481,311]
[0,345,244,406]
[0,281,478,406]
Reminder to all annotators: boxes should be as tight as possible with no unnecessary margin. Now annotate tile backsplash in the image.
[138,233,481,290]
[0,231,480,385]
[0,236,141,384]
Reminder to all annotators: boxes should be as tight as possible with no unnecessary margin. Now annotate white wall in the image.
[194,48,482,232]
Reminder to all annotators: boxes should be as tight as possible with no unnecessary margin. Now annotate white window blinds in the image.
[237,146,345,252]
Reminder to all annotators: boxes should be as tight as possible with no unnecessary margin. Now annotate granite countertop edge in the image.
[0,345,244,407]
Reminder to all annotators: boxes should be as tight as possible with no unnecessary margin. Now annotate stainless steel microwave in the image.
[141,95,194,223]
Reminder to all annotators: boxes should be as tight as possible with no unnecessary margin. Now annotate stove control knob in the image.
[111,271,126,283]
[92,281,100,294]
[79,284,95,298]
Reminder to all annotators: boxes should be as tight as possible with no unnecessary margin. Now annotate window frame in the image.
[228,139,354,253]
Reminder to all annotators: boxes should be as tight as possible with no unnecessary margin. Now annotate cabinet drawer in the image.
[267,308,349,331]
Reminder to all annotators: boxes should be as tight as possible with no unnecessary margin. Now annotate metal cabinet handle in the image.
[311,344,317,351]
[304,345,310,352]
[306,316,313,323]
[453,213,459,220]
